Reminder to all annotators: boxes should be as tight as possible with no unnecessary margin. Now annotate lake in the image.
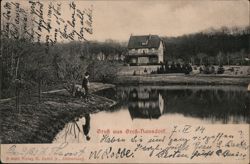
[97,85,249,123]
[53,85,249,143]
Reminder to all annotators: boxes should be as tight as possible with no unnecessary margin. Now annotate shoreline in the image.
[1,78,249,144]
[0,83,116,144]
[115,74,250,86]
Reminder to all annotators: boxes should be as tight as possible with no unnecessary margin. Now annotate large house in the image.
[127,34,164,65]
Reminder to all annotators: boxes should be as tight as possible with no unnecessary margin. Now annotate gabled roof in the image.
[128,35,161,49]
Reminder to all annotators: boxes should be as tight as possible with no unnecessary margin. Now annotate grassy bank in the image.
[0,83,115,144]
[115,74,250,86]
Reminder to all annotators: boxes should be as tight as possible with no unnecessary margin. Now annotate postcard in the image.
[0,0,249,163]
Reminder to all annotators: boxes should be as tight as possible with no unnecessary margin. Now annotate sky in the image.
[89,0,249,41]
[1,0,249,42]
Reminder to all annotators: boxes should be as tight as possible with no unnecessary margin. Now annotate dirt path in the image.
[0,83,115,144]
[0,82,115,103]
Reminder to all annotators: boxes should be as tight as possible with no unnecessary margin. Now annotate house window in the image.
[129,49,136,55]
[141,40,148,46]
[131,58,137,63]
[138,57,149,64]
[149,48,154,53]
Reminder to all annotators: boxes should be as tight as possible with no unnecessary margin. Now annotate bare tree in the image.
[217,51,223,65]
[197,53,207,65]
[1,3,35,109]
[54,43,89,96]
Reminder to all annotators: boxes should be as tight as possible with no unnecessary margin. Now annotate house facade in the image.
[127,35,164,65]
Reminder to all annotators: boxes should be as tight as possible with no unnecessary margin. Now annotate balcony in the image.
[128,51,159,56]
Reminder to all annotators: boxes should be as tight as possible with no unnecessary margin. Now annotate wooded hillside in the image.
[162,26,250,65]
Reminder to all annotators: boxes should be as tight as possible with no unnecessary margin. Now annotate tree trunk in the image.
[72,81,76,97]
[38,80,41,103]
[0,55,2,99]
[15,57,20,78]
[241,54,244,65]
[16,86,18,111]
[18,87,20,114]
[16,85,20,113]
[11,52,14,76]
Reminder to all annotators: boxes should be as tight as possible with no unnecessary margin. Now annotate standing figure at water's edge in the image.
[82,72,90,102]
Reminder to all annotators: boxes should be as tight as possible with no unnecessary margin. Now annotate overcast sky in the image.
[1,0,249,42]
[89,0,249,41]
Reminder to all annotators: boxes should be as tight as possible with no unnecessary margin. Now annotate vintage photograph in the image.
[1,0,249,163]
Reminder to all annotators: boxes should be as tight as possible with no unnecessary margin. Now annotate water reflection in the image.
[107,85,249,123]
[83,114,91,141]
[53,85,249,143]
[53,113,91,143]
[128,88,164,119]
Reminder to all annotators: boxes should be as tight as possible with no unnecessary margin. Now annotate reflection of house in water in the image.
[128,87,164,119]
[115,86,249,123]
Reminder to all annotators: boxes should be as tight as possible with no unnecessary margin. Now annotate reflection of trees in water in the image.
[160,89,250,123]
[115,86,249,123]
[97,86,249,123]
[58,114,91,142]
[60,121,81,143]
[95,87,118,101]
[94,87,126,112]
